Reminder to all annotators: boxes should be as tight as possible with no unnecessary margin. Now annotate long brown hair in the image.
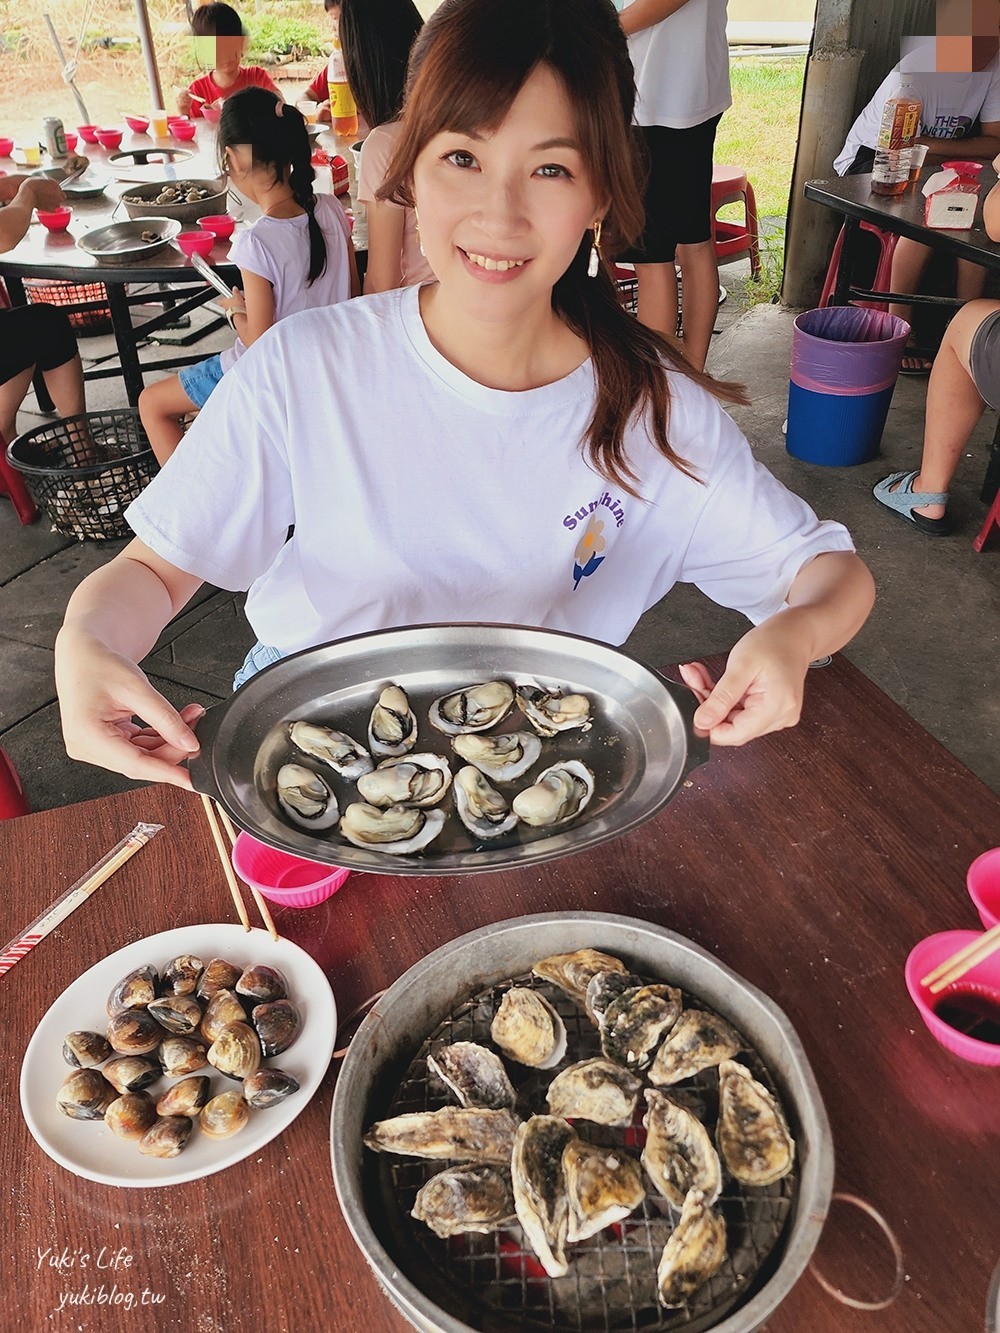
[378,0,748,496]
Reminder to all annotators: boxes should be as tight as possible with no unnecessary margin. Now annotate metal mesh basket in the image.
[22,278,114,335]
[6,410,158,540]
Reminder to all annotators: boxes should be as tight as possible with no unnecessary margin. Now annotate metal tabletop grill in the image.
[378,972,796,1333]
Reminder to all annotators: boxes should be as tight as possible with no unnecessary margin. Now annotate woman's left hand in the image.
[678,626,811,747]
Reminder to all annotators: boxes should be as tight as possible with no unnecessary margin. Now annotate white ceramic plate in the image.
[20,924,336,1188]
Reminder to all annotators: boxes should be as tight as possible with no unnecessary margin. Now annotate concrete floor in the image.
[2,264,998,815]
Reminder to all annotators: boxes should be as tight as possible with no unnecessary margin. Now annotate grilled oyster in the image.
[368,683,418,757]
[490,987,567,1069]
[412,1164,517,1238]
[276,763,339,830]
[516,685,592,737]
[656,1188,727,1308]
[648,1009,743,1086]
[545,1057,642,1126]
[511,761,594,827]
[428,1041,517,1110]
[339,802,446,854]
[563,1139,645,1242]
[585,969,646,1025]
[288,721,373,780]
[356,754,452,808]
[453,765,519,839]
[716,1059,794,1186]
[512,1116,574,1277]
[452,731,542,782]
[600,983,682,1069]
[363,1107,520,1163]
[532,949,628,1009]
[642,1089,722,1209]
[429,680,515,734]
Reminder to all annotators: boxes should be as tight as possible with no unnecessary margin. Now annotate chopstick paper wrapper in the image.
[0,822,163,978]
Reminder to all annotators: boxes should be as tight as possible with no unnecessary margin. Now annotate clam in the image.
[243,1068,300,1109]
[427,1041,517,1110]
[656,1188,727,1308]
[642,1089,722,1209]
[490,987,567,1069]
[649,1009,743,1086]
[236,964,287,1005]
[156,1075,211,1117]
[159,1035,209,1077]
[138,1115,193,1158]
[207,1022,261,1081]
[251,999,301,1057]
[103,1055,161,1094]
[363,1107,520,1164]
[200,1090,250,1139]
[147,994,203,1035]
[412,1165,517,1239]
[545,1058,643,1126]
[200,988,248,1043]
[105,1092,157,1141]
[276,763,339,831]
[106,965,157,1016]
[56,1069,116,1120]
[716,1059,795,1187]
[452,766,518,839]
[516,685,592,737]
[288,721,373,780]
[511,1115,573,1278]
[428,680,515,735]
[600,983,683,1069]
[368,683,418,757]
[196,958,241,1001]
[160,954,204,996]
[339,802,446,855]
[356,755,452,809]
[62,1030,112,1068]
[532,949,628,1009]
[106,1009,163,1056]
[563,1138,645,1242]
[511,761,595,828]
[451,731,542,783]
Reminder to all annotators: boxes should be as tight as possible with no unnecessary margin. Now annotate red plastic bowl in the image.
[968,848,1000,929]
[171,122,197,142]
[124,115,150,133]
[77,125,99,144]
[64,131,78,152]
[197,213,235,240]
[95,129,123,150]
[175,230,216,258]
[942,159,983,178]
[905,930,1000,1065]
[201,104,223,124]
[232,832,351,908]
[36,207,72,232]
[0,138,13,157]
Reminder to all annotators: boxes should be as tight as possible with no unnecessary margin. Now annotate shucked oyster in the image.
[563,1138,645,1242]
[363,1107,520,1163]
[546,1057,642,1126]
[642,1089,722,1209]
[491,987,567,1069]
[453,765,518,839]
[511,761,595,827]
[656,1188,727,1308]
[600,983,683,1069]
[428,1041,517,1110]
[339,802,446,854]
[429,680,515,735]
[412,1164,516,1238]
[356,754,452,808]
[368,683,417,757]
[649,1009,743,1087]
[288,721,373,780]
[511,1115,574,1277]
[451,731,542,782]
[532,949,628,1009]
[276,763,339,830]
[516,685,593,737]
[716,1059,794,1186]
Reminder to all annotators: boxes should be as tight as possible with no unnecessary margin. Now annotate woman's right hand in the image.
[56,631,204,789]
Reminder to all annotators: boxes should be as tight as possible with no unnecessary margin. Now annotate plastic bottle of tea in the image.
[871,81,923,197]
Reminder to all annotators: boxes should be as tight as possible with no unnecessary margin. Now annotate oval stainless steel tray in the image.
[190,623,707,877]
[76,217,181,263]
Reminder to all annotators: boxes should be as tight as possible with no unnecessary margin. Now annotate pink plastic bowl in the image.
[171,122,197,142]
[201,104,223,124]
[905,930,1000,1065]
[968,848,1000,929]
[77,125,98,144]
[64,131,78,152]
[36,206,72,232]
[124,115,150,133]
[175,229,216,258]
[95,129,123,150]
[232,832,350,908]
[0,138,14,157]
[197,213,235,240]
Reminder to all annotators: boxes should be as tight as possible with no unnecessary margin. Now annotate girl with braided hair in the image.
[139,86,360,465]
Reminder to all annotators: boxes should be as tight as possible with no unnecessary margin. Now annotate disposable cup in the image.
[150,109,170,138]
[908,144,928,183]
[19,144,41,166]
[297,100,319,124]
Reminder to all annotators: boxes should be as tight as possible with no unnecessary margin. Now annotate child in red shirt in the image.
[177,3,281,118]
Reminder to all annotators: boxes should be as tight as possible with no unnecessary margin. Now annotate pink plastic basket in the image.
[232,832,350,908]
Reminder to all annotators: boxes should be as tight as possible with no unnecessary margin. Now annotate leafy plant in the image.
[245,15,327,61]
[742,222,786,307]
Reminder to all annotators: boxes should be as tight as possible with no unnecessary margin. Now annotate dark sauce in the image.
[934,985,1000,1045]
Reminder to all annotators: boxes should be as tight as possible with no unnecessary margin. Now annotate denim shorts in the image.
[233,641,285,691]
[178,353,225,409]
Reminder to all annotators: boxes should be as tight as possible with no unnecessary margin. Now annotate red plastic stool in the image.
[711,165,760,278]
[0,747,29,818]
[819,220,899,309]
[612,262,638,314]
[0,429,39,525]
[973,490,1000,551]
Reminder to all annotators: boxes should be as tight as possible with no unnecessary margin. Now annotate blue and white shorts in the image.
[233,641,284,691]
[178,352,225,409]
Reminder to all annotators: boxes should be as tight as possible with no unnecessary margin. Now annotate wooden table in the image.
[2,655,998,1332]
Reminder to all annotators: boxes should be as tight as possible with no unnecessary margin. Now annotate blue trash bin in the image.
[786,307,909,466]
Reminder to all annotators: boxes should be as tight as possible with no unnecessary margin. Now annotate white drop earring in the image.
[588,219,603,278]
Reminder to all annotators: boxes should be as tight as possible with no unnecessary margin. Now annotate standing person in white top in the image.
[139,87,360,465]
[834,32,1000,372]
[617,0,731,371]
[53,0,874,790]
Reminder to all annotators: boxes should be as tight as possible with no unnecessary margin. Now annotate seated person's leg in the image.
[0,304,79,441]
[139,355,223,467]
[888,237,934,370]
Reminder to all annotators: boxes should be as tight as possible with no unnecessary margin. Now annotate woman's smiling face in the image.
[411,63,604,320]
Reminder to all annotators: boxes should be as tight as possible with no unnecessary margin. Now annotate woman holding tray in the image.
[54,0,874,787]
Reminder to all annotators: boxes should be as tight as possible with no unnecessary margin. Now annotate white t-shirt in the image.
[627,0,731,129]
[834,40,1000,175]
[220,192,353,371]
[357,121,434,288]
[126,287,853,654]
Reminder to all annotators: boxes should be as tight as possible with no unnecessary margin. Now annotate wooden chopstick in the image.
[920,921,1000,993]
[200,793,252,932]
[213,803,279,942]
